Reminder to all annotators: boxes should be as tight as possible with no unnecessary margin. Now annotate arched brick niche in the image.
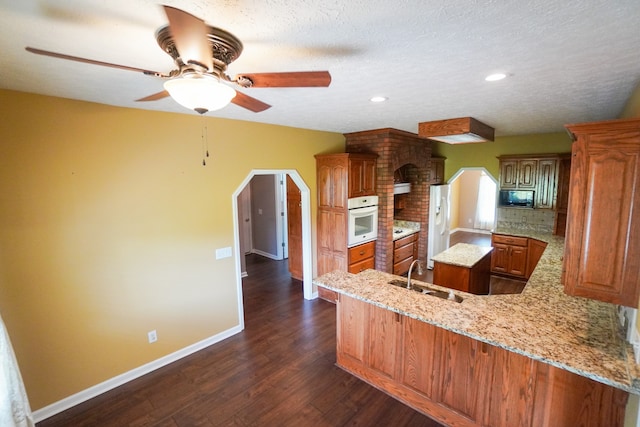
[344,128,433,273]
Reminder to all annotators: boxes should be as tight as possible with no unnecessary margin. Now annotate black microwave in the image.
[498,190,534,208]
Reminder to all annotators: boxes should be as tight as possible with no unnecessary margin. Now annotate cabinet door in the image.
[531,363,627,427]
[435,329,490,423]
[336,295,370,365]
[362,158,377,195]
[348,157,377,197]
[317,210,347,275]
[401,317,437,399]
[484,348,536,427]
[500,160,519,189]
[508,245,528,277]
[317,159,347,209]
[536,158,558,209]
[517,159,538,189]
[430,157,445,184]
[368,305,402,379]
[564,121,640,306]
[491,243,510,274]
[317,163,333,209]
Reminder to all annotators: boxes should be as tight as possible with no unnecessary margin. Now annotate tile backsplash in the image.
[496,208,555,233]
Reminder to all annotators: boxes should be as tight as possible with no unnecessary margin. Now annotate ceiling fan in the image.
[25,5,331,114]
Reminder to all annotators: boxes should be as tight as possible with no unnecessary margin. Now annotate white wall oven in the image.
[347,195,379,247]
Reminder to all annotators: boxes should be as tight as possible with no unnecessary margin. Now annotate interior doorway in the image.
[232,170,314,327]
[448,168,498,233]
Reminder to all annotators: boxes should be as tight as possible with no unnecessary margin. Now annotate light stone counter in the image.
[314,229,640,394]
[431,243,493,268]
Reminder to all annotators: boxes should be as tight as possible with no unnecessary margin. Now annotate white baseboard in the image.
[250,249,280,260]
[33,324,243,423]
[450,227,492,235]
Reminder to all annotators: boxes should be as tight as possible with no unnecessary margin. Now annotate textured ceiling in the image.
[1,0,639,136]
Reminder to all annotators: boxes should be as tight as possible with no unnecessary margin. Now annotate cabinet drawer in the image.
[394,242,415,262]
[349,257,375,274]
[349,241,376,264]
[492,234,528,247]
[393,257,414,276]
[394,232,417,248]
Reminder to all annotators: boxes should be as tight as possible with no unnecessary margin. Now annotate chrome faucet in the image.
[407,259,423,289]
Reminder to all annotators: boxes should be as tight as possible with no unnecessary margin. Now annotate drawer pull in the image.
[359,251,365,255]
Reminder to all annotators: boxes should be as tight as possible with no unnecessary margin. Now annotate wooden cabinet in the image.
[429,157,445,184]
[433,249,492,294]
[348,241,375,274]
[316,153,377,276]
[536,158,558,209]
[392,233,419,275]
[499,158,538,189]
[499,154,567,210]
[491,234,528,278]
[492,234,547,280]
[434,328,490,422]
[563,118,640,307]
[526,238,548,278]
[554,154,571,236]
[349,156,377,197]
[335,293,627,427]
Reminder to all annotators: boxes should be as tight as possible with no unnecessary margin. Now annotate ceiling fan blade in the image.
[135,90,170,102]
[237,71,331,88]
[163,5,213,72]
[231,91,271,112]
[25,47,163,76]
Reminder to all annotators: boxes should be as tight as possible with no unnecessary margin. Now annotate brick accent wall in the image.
[345,128,433,273]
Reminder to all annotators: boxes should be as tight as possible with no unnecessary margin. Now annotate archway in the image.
[448,167,498,233]
[231,169,313,328]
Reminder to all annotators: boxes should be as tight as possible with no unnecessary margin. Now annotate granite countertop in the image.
[431,243,493,268]
[392,220,420,241]
[314,228,640,394]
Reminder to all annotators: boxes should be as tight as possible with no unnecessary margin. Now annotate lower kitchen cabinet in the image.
[348,240,375,273]
[393,233,419,275]
[335,294,627,427]
[491,234,528,278]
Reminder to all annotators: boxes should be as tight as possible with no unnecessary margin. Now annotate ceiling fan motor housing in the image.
[155,25,244,78]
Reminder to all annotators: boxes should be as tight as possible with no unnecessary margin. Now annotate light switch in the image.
[215,247,232,259]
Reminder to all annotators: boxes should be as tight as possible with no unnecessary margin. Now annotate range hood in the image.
[418,117,495,144]
[394,182,410,194]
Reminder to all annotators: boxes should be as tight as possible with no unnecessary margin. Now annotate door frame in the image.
[232,170,314,323]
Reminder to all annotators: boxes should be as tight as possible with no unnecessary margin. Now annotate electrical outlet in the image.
[148,330,157,343]
[215,247,232,259]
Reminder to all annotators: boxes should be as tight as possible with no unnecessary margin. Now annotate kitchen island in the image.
[314,231,638,426]
[432,243,493,294]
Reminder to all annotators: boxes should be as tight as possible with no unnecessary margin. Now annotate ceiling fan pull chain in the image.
[201,115,207,166]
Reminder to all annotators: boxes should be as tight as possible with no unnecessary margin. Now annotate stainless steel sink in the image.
[387,279,464,303]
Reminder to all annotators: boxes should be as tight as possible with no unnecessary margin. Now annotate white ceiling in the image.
[1,0,639,136]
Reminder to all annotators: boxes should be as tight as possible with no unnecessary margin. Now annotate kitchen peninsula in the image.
[314,231,637,427]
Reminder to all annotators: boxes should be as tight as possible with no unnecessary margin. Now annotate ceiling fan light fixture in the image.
[163,74,236,113]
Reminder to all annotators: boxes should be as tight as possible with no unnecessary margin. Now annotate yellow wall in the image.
[0,89,344,409]
[432,132,573,181]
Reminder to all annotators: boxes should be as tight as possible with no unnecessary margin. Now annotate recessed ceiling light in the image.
[370,96,388,103]
[485,73,507,82]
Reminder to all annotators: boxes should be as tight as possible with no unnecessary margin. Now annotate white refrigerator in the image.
[427,184,451,269]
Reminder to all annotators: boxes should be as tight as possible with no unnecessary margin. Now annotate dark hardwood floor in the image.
[413,230,526,295]
[37,254,443,427]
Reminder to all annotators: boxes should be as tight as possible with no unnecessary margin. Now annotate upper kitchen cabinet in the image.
[429,157,445,184]
[498,154,564,210]
[563,118,640,307]
[349,155,377,197]
[499,158,538,189]
[316,153,377,209]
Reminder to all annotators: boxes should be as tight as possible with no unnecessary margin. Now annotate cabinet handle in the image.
[359,251,365,255]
